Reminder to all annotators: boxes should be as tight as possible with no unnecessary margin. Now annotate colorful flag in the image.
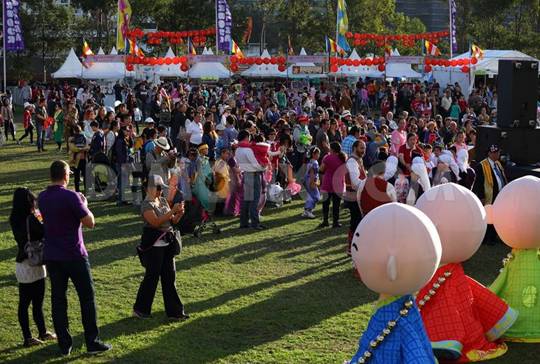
[336,0,350,52]
[230,40,244,58]
[425,40,441,57]
[242,17,253,44]
[450,0,458,55]
[471,44,484,60]
[117,0,132,51]
[188,38,197,55]
[288,36,294,56]
[128,39,144,57]
[82,40,94,56]
[326,36,346,56]
[216,0,232,52]
[3,0,25,51]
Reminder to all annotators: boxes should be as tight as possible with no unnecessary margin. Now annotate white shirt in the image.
[235,146,265,172]
[346,156,366,191]
[488,158,504,191]
[186,121,203,145]
[105,131,117,155]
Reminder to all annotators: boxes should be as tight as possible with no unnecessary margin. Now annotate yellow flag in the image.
[117,0,132,51]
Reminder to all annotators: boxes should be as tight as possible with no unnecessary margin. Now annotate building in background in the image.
[396,0,449,32]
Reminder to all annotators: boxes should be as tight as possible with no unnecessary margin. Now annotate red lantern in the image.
[378,64,386,72]
[346,59,353,66]
[365,59,373,66]
[461,66,470,73]
[230,63,239,72]
[180,64,189,72]
[278,64,286,72]
[330,57,337,65]
[450,60,458,67]
[424,65,432,73]
[165,57,172,65]
[263,58,271,65]
[126,64,134,72]
[255,58,263,65]
[354,33,361,39]
[330,64,339,73]
[425,58,431,66]
[471,57,478,65]
[359,59,366,66]
[179,56,187,64]
[173,57,181,65]
[230,55,238,64]
[352,59,360,67]
[270,57,278,65]
[278,56,286,64]
[345,31,353,39]
[353,39,361,46]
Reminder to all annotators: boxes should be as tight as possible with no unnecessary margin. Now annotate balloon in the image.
[378,64,385,72]
[278,64,286,72]
[424,65,432,72]
[351,203,442,295]
[461,66,470,73]
[471,57,478,65]
[180,64,189,72]
[330,64,339,73]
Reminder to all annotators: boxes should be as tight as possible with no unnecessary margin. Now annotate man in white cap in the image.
[141,117,155,142]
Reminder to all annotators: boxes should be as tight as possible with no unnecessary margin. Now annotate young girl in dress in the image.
[302,147,321,219]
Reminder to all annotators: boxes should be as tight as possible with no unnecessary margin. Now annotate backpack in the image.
[24,216,43,266]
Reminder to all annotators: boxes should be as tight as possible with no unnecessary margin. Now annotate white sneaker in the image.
[301,210,309,218]
[306,211,316,219]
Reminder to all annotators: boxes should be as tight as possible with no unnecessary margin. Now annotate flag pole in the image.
[448,0,453,58]
[215,0,219,55]
[334,2,339,83]
[2,0,7,93]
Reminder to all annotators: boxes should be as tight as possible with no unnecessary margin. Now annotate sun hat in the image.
[144,117,155,124]
[155,137,170,150]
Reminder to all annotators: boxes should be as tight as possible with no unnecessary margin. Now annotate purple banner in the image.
[3,0,25,51]
[450,0,457,54]
[216,0,232,52]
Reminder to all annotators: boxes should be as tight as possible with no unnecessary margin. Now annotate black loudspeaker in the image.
[477,125,540,165]
[497,60,539,129]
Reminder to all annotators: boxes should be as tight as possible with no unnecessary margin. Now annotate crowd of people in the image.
[8,76,511,355]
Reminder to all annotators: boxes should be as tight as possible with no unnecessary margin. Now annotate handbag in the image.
[24,216,44,266]
[167,230,182,256]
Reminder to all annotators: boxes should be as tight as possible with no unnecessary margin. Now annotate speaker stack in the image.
[477,59,540,167]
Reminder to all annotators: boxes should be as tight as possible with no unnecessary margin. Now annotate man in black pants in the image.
[38,160,111,356]
[344,140,367,255]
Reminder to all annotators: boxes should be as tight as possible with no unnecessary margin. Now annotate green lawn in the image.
[0,140,538,363]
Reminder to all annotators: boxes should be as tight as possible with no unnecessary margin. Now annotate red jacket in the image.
[23,110,32,129]
[360,177,392,215]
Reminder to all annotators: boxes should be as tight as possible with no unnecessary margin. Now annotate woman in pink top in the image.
[319,142,347,229]
[390,118,407,156]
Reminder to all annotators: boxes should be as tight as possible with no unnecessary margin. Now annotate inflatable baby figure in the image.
[348,203,441,364]
[487,176,540,342]
[415,183,517,362]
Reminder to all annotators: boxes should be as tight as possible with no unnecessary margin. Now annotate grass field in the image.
[0,139,539,363]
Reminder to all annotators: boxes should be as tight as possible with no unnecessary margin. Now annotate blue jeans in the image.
[36,122,46,151]
[240,172,262,227]
[46,258,100,351]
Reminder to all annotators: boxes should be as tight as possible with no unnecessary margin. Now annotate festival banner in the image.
[3,0,25,51]
[117,0,132,51]
[216,0,232,53]
[450,0,458,54]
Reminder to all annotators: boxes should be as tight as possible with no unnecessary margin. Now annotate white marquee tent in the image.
[385,49,422,79]
[51,48,83,78]
[451,49,540,76]
[188,48,231,80]
[329,49,384,79]
[286,48,327,79]
[241,49,287,78]
[156,47,187,78]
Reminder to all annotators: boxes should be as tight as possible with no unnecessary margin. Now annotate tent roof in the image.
[110,47,118,55]
[156,48,187,78]
[82,61,128,80]
[97,47,105,55]
[451,49,539,75]
[384,48,422,79]
[188,48,231,79]
[241,49,287,78]
[52,48,83,78]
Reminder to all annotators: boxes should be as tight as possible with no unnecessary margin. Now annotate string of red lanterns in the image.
[230,56,287,72]
[124,55,191,72]
[345,30,450,48]
[329,56,386,72]
[126,27,215,47]
[424,57,478,73]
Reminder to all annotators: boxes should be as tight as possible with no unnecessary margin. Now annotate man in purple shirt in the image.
[38,160,111,356]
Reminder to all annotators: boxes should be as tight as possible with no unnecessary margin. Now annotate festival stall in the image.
[385,49,423,79]
[156,47,187,79]
[451,50,540,77]
[329,49,384,79]
[286,48,327,80]
[188,48,231,80]
[51,48,83,79]
[241,49,287,78]
[82,59,131,80]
